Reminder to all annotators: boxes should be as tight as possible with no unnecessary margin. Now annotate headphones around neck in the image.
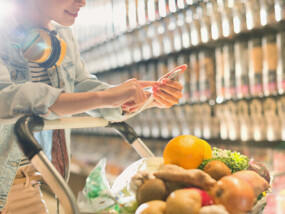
[21,27,67,69]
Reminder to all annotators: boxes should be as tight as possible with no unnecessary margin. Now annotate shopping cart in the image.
[14,115,155,214]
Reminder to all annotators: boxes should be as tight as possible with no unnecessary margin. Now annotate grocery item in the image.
[210,176,255,214]
[165,189,202,214]
[203,160,231,180]
[163,135,206,169]
[137,179,167,205]
[232,170,270,197]
[248,160,271,183]
[199,147,249,173]
[154,164,216,191]
[135,200,166,214]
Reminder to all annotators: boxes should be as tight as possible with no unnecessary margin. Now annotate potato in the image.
[135,200,166,214]
[166,189,201,214]
[137,179,168,205]
[203,160,231,180]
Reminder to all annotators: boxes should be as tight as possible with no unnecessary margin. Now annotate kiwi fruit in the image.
[203,160,231,180]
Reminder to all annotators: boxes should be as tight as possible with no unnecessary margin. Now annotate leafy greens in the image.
[199,147,249,173]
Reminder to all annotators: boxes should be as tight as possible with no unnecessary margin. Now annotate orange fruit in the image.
[163,135,206,169]
[201,139,212,159]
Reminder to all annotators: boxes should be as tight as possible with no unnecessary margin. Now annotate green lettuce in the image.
[199,147,249,173]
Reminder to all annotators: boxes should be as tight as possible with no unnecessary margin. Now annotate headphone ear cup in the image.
[21,28,66,69]
[39,31,61,68]
[21,29,53,64]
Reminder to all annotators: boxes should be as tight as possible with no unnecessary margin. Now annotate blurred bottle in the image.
[157,59,169,78]
[128,0,138,29]
[248,36,264,97]
[224,101,240,141]
[197,2,212,44]
[262,33,278,96]
[237,100,252,141]
[137,0,147,26]
[219,0,234,38]
[182,8,192,48]
[245,0,261,30]
[158,0,169,18]
[140,26,152,60]
[275,0,285,22]
[169,0,178,13]
[250,99,266,141]
[263,98,281,141]
[184,105,195,135]
[177,0,186,10]
[147,0,159,22]
[123,33,133,65]
[193,104,202,138]
[223,42,236,100]
[235,36,250,99]
[207,0,223,40]
[188,6,201,46]
[216,104,229,140]
[215,46,226,103]
[277,31,285,94]
[201,103,212,139]
[277,97,285,140]
[162,16,175,54]
[189,53,200,103]
[173,13,183,52]
[259,0,276,26]
[177,54,190,103]
[132,29,143,62]
[232,0,247,34]
[199,49,216,102]
[112,0,127,35]
[152,21,164,57]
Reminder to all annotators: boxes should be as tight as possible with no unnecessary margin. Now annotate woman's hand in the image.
[151,78,183,108]
[102,78,154,111]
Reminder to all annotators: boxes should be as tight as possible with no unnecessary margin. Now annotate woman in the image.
[0,0,183,213]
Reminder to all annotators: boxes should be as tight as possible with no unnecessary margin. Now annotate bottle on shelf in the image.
[232,0,247,34]
[198,49,216,102]
[262,33,278,96]
[275,0,285,22]
[277,30,285,94]
[173,13,183,52]
[177,53,190,104]
[245,0,261,30]
[237,100,253,141]
[235,36,250,99]
[219,0,234,38]
[248,36,264,97]
[223,41,236,100]
[215,45,226,102]
[189,53,200,103]
[147,0,160,22]
[250,99,267,141]
[197,1,212,44]
[127,0,138,30]
[263,98,281,141]
[137,0,148,26]
[207,0,223,41]
[182,8,192,48]
[259,0,276,26]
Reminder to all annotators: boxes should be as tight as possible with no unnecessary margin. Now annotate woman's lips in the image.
[64,10,78,18]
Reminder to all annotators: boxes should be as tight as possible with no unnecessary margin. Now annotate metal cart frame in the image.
[14,115,154,214]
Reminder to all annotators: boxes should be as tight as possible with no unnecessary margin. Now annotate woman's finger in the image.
[153,88,181,105]
[160,79,184,90]
[153,94,173,108]
[156,84,183,99]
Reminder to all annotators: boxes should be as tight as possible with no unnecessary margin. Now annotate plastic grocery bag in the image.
[77,158,118,213]
[77,157,164,213]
